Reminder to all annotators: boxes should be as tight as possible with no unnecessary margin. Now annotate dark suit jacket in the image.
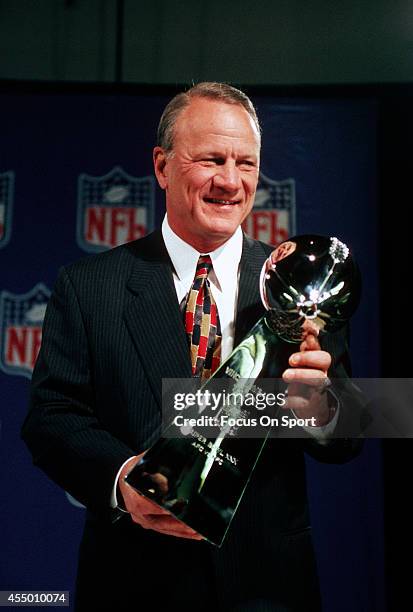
[22,231,361,612]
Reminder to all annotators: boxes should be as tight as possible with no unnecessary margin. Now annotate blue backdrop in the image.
[0,87,382,611]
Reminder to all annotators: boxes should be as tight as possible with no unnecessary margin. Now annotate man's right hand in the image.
[118,454,203,541]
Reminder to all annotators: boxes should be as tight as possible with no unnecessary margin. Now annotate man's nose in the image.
[213,162,241,191]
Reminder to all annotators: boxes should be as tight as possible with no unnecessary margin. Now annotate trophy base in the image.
[125,435,268,546]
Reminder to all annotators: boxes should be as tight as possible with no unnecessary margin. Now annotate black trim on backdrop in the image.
[377,87,413,612]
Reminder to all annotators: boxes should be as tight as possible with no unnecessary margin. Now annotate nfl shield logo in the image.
[0,283,50,379]
[0,171,14,249]
[242,172,296,246]
[77,166,155,252]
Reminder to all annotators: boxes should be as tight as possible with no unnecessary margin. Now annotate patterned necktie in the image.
[184,255,222,381]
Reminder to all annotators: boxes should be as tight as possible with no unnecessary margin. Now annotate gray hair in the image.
[157,82,261,152]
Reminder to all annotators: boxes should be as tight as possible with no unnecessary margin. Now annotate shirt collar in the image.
[161,215,243,292]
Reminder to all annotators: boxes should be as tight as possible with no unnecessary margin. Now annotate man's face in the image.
[153,97,260,252]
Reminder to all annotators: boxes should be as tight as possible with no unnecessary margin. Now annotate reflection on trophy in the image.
[125,235,361,546]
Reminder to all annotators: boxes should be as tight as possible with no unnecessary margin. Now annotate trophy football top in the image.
[260,234,361,342]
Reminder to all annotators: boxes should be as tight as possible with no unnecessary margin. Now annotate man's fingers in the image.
[123,485,171,515]
[121,473,204,540]
[123,484,203,539]
[288,349,331,373]
[130,512,203,539]
[283,368,329,385]
[300,333,320,352]
[119,454,204,541]
[143,514,196,534]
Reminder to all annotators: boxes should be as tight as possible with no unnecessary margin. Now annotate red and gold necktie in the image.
[184,255,222,381]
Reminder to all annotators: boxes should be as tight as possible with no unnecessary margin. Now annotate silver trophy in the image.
[126,235,361,546]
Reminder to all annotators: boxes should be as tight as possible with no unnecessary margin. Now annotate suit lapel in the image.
[234,234,268,346]
[124,231,191,408]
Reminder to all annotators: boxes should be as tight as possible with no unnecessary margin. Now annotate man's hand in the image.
[118,454,203,540]
[282,320,332,426]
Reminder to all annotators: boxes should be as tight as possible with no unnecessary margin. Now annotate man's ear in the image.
[153,146,168,190]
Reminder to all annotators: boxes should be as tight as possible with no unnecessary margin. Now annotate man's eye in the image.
[239,160,256,168]
[201,158,225,165]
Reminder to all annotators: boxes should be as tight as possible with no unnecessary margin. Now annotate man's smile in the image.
[203,197,241,205]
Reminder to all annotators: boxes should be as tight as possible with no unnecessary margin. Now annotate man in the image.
[22,82,360,611]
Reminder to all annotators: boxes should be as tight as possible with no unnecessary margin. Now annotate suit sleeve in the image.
[21,267,135,515]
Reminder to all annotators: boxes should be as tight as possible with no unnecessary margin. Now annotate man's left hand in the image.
[282,320,332,426]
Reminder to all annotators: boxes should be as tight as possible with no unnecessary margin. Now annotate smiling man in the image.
[22,83,360,612]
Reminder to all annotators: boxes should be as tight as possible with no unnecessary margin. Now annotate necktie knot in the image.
[195,255,213,281]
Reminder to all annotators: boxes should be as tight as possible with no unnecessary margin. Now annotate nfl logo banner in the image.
[0,170,14,249]
[77,166,155,252]
[0,283,50,379]
[242,172,296,246]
